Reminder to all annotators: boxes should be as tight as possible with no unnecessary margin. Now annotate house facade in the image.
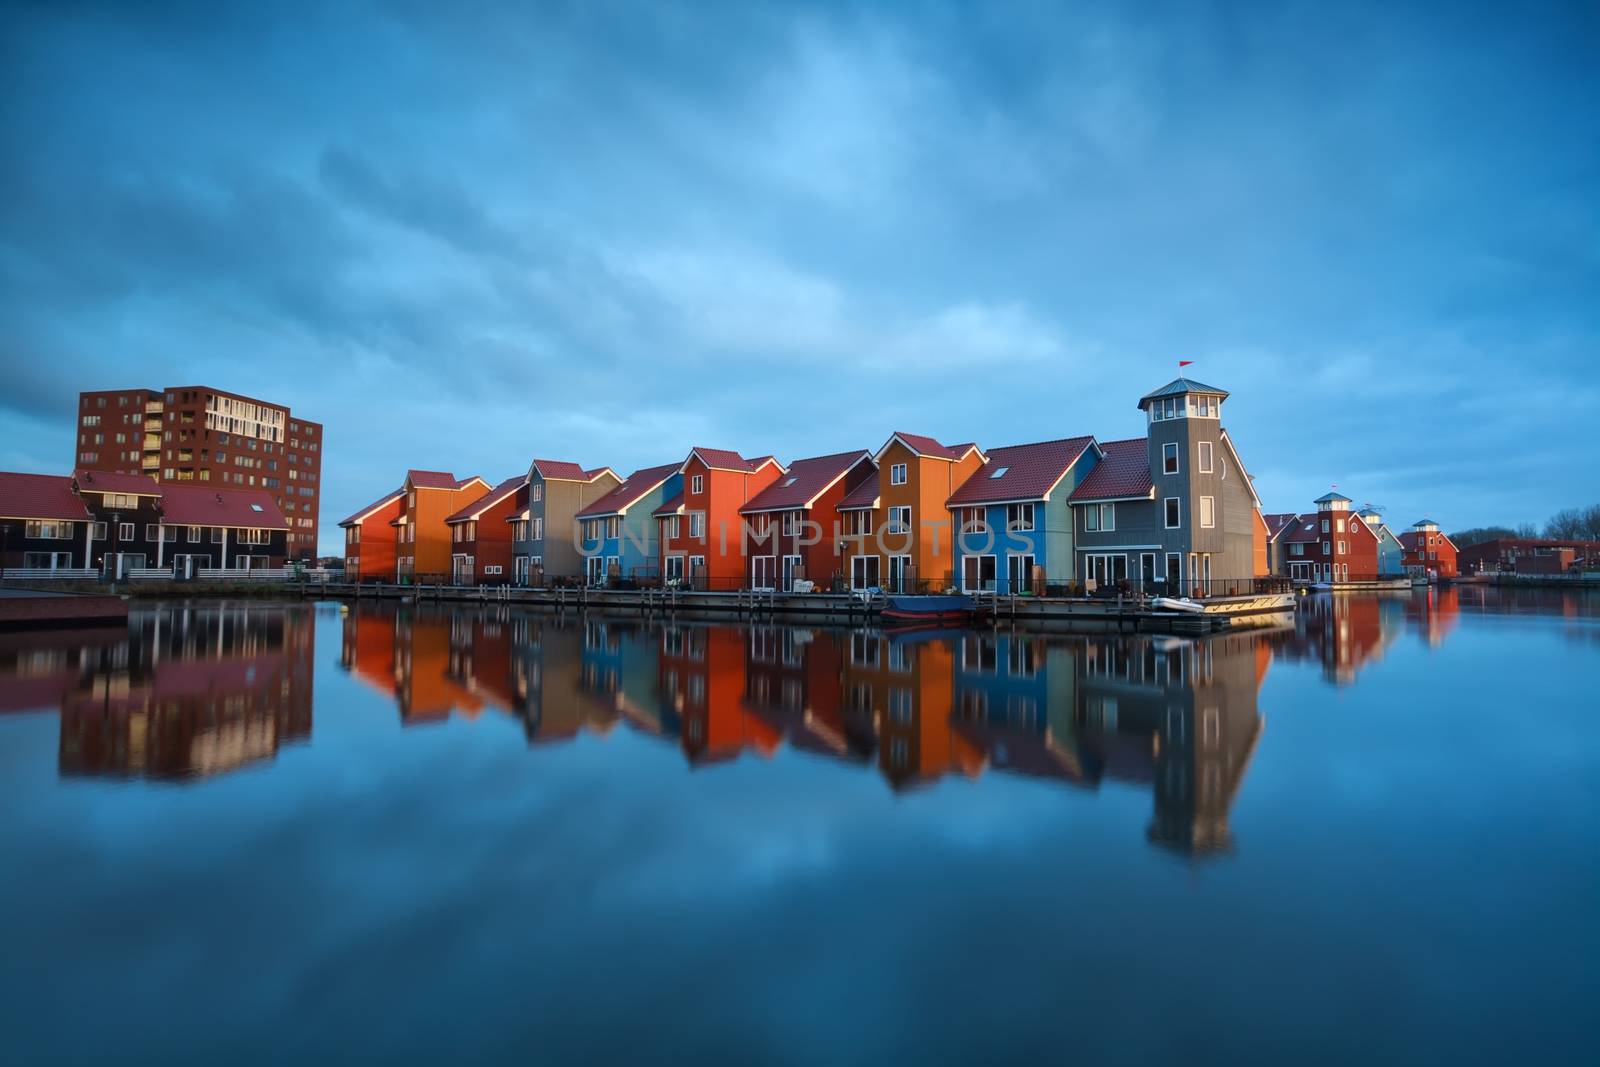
[948,436,1099,593]
[445,475,525,584]
[1359,509,1408,577]
[1457,538,1600,576]
[839,433,984,592]
[391,470,489,583]
[1272,493,1380,582]
[738,449,875,591]
[339,488,403,582]
[656,449,784,591]
[510,460,620,585]
[1399,520,1458,579]
[0,472,94,572]
[574,463,682,586]
[149,483,290,570]
[1068,378,1264,593]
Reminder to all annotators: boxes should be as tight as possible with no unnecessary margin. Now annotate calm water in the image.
[1,589,1595,1064]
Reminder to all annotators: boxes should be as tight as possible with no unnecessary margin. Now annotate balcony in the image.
[144,402,163,414]
[143,434,161,450]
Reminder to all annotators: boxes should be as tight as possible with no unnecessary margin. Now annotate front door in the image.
[665,555,685,586]
[586,555,605,586]
[751,556,776,591]
[1007,554,1035,594]
[514,556,530,585]
[1165,553,1181,589]
[888,555,912,593]
[851,554,880,591]
[782,555,802,590]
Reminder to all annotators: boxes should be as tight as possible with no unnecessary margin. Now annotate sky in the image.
[2,0,1596,554]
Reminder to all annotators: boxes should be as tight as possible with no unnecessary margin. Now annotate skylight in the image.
[784,477,798,487]
[989,466,1009,479]
[250,504,264,512]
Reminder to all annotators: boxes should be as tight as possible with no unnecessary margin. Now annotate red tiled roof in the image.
[74,469,161,496]
[406,469,459,490]
[575,462,680,518]
[838,476,880,511]
[685,447,776,473]
[339,488,403,527]
[446,476,525,523]
[882,432,971,461]
[1067,439,1152,502]
[946,436,1095,506]
[740,450,872,513]
[653,492,684,518]
[1280,515,1322,544]
[583,467,614,481]
[1263,512,1299,540]
[530,459,613,482]
[157,484,289,530]
[0,472,91,522]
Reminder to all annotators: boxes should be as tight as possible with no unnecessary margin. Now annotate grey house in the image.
[1068,377,1262,593]
[511,459,620,585]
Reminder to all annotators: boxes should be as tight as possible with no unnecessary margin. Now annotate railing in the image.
[197,568,290,580]
[0,568,98,580]
[124,568,174,580]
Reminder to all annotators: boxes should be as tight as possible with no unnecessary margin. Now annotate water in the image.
[1,589,1595,1065]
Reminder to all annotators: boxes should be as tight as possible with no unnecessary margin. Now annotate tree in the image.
[1450,525,1520,547]
[1544,504,1600,541]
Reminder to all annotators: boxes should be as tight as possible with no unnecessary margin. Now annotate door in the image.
[665,555,685,586]
[1165,553,1181,589]
[851,554,880,591]
[751,556,776,591]
[888,555,912,593]
[782,555,802,590]
[586,556,605,586]
[1007,554,1036,595]
[514,556,530,585]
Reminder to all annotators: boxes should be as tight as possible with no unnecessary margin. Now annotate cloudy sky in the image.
[3,0,1595,552]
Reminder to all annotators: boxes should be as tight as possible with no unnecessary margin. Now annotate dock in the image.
[0,589,129,630]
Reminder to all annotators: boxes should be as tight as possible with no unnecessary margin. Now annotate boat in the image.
[880,594,977,623]
[1151,596,1206,614]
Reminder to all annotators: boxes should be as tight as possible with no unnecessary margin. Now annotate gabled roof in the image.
[1218,429,1263,509]
[681,448,784,475]
[445,476,525,524]
[339,488,403,527]
[1281,515,1321,544]
[740,450,873,514]
[1067,439,1153,502]
[405,469,460,490]
[73,470,161,496]
[1399,529,1457,551]
[0,472,91,522]
[947,436,1096,507]
[528,459,616,483]
[874,432,982,464]
[653,492,684,518]
[157,484,289,530]
[454,476,487,491]
[574,462,680,519]
[837,476,880,511]
[1138,377,1230,407]
[1263,512,1299,540]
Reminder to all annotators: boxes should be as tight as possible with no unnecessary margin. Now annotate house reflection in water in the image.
[0,605,315,781]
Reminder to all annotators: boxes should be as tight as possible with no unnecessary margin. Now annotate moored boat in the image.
[881,594,977,623]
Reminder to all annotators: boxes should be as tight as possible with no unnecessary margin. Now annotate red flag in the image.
[1178,360,1194,367]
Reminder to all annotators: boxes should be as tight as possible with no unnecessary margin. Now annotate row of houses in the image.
[0,469,289,577]
[341,376,1275,594]
[1264,498,1459,582]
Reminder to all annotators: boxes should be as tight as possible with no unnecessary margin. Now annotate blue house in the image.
[1359,509,1407,577]
[573,462,681,586]
[947,436,1100,593]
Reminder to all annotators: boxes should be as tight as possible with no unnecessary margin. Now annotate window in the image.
[1100,503,1115,531]
[530,483,542,502]
[1337,540,1347,553]
[92,522,106,540]
[1321,518,1330,533]
[1085,506,1098,531]
[1163,442,1179,475]
[1198,441,1213,474]
[1322,541,1331,554]
[1164,497,1181,529]
[23,521,72,539]
[664,515,680,539]
[887,505,911,533]
[689,512,705,538]
[606,517,621,539]
[781,512,798,536]
[1163,397,1176,419]
[890,463,907,486]
[691,474,704,495]
[1006,503,1035,531]
[989,466,1009,479]
[1085,503,1115,532]
[119,523,134,541]
[1200,496,1215,528]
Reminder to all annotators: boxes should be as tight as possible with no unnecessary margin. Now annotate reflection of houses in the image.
[1403,585,1460,647]
[1274,592,1404,684]
[742,627,874,763]
[41,605,316,780]
[952,632,1087,784]
[657,624,780,765]
[842,630,983,790]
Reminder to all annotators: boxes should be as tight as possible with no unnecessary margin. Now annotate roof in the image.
[73,470,160,496]
[837,476,880,511]
[683,448,781,474]
[946,436,1095,506]
[339,487,403,527]
[1263,512,1299,540]
[1138,377,1230,407]
[1281,515,1321,544]
[405,469,459,490]
[653,492,684,518]
[876,432,979,463]
[1314,492,1353,504]
[445,476,525,523]
[740,450,873,513]
[157,484,289,530]
[1067,439,1152,502]
[0,472,91,522]
[1412,518,1440,528]
[529,459,614,482]
[574,462,680,519]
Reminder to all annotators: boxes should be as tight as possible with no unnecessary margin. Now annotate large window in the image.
[23,521,72,539]
[1163,442,1179,475]
[1164,497,1181,529]
[890,463,907,485]
[887,505,912,534]
[1084,503,1115,532]
[1006,503,1035,532]
[689,512,705,538]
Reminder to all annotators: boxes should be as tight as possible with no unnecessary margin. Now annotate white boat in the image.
[1151,596,1206,614]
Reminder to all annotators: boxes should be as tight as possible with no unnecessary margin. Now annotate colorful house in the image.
[840,432,985,592]
[0,472,93,572]
[573,462,681,586]
[510,460,619,585]
[1358,508,1408,577]
[71,470,163,578]
[1070,378,1264,593]
[738,449,875,591]
[391,470,490,583]
[656,448,784,590]
[338,487,403,582]
[1272,493,1380,582]
[444,475,525,584]
[947,435,1098,593]
[1399,519,1458,579]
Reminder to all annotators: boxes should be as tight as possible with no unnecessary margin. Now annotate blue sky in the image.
[3,0,1595,553]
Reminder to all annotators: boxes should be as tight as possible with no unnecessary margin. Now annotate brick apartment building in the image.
[74,385,323,559]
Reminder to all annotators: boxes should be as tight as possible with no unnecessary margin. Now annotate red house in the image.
[338,487,403,582]
[444,475,525,584]
[738,449,876,591]
[1398,519,1458,579]
[1273,492,1380,582]
[657,448,784,590]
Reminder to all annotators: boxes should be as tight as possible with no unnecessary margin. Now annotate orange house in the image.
[840,432,984,592]
[656,448,784,590]
[444,474,524,584]
[839,631,983,790]
[391,469,489,582]
[338,487,402,582]
[659,625,780,765]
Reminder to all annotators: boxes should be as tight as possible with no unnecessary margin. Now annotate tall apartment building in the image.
[74,385,324,559]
